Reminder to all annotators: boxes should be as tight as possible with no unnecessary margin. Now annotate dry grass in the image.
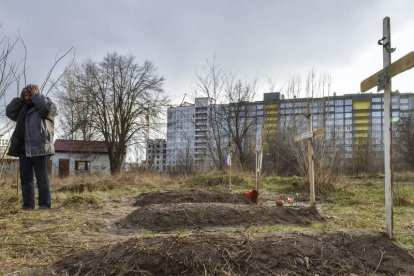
[0,172,185,272]
[0,171,413,273]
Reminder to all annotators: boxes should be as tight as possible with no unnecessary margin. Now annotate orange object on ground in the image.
[276,199,285,206]
[243,189,259,203]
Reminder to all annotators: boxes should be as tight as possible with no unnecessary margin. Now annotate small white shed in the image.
[52,139,112,177]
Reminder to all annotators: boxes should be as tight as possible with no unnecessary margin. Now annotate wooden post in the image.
[255,146,263,192]
[16,168,19,197]
[306,104,316,207]
[227,142,233,190]
[229,158,232,190]
[382,17,394,239]
[255,148,258,191]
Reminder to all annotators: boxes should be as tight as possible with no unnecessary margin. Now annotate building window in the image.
[335,113,344,119]
[372,97,383,103]
[335,100,344,106]
[345,99,352,105]
[335,106,344,113]
[400,98,409,104]
[75,161,90,172]
[345,106,352,112]
[335,119,343,125]
[372,125,381,131]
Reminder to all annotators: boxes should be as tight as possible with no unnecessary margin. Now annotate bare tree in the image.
[78,53,167,174]
[0,28,20,138]
[394,112,414,169]
[174,132,195,174]
[223,78,257,170]
[267,69,338,190]
[54,63,98,140]
[192,58,228,170]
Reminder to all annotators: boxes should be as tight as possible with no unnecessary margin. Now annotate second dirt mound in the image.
[133,189,252,206]
[117,203,324,231]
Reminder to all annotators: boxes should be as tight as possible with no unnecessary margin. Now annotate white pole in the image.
[307,103,315,207]
[382,17,394,239]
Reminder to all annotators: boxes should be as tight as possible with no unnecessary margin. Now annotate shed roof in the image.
[54,139,108,154]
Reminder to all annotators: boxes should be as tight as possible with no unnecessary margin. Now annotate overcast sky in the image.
[1,0,414,105]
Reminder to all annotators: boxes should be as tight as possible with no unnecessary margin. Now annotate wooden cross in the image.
[360,17,414,239]
[294,104,326,207]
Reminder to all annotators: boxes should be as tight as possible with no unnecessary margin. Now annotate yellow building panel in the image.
[354,133,369,138]
[265,110,278,115]
[353,101,371,110]
[265,103,278,109]
[354,126,369,131]
[353,118,370,124]
[265,123,277,128]
[353,111,369,117]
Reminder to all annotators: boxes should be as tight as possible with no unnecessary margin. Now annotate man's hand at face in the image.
[26,84,40,96]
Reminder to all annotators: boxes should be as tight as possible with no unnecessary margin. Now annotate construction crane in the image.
[180,93,187,106]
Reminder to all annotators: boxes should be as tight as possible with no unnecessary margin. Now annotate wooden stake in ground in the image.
[360,17,414,239]
[255,145,263,192]
[226,142,234,190]
[294,103,326,207]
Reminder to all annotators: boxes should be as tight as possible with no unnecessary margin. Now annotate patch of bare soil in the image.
[134,189,253,206]
[116,203,324,231]
[54,231,414,275]
[56,182,114,193]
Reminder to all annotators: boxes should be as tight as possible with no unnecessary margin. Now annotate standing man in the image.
[6,84,57,210]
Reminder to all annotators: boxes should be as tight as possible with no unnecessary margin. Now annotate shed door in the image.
[59,159,70,178]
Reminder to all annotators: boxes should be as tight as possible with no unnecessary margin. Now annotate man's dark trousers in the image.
[19,154,51,209]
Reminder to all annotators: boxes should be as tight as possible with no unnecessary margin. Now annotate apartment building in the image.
[166,97,264,172]
[0,137,9,157]
[165,91,414,172]
[145,138,167,172]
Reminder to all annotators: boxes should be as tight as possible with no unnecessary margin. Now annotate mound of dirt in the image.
[54,231,414,275]
[116,203,323,231]
[134,189,252,206]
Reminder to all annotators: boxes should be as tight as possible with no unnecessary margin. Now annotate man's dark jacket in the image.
[6,93,57,157]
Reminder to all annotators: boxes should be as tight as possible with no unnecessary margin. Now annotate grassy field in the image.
[0,171,413,272]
